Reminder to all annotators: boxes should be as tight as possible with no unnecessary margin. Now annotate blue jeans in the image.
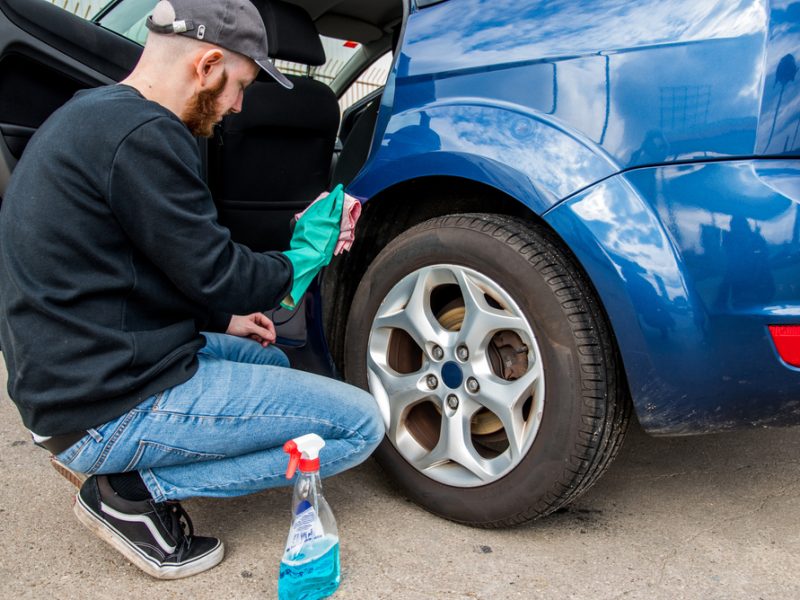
[55,333,384,503]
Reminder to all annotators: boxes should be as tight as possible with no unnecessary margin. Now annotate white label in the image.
[284,506,325,558]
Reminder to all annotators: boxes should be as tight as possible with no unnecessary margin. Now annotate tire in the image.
[344,213,631,527]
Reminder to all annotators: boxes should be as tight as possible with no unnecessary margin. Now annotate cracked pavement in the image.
[1,359,799,599]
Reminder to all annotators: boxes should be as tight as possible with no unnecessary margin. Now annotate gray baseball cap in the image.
[146,0,293,89]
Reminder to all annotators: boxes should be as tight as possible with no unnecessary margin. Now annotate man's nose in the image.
[231,93,245,114]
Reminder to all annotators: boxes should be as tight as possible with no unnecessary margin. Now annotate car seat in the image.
[211,0,340,252]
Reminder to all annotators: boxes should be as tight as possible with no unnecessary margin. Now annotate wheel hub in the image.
[441,361,463,389]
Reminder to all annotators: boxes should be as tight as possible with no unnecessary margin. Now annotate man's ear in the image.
[195,48,225,87]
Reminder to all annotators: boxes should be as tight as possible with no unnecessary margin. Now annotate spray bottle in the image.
[278,433,340,600]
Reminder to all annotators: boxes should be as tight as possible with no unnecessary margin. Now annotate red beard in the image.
[181,70,229,138]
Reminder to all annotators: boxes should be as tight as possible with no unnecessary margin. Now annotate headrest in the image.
[257,0,325,66]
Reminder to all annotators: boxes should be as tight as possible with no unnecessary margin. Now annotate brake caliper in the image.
[488,331,529,380]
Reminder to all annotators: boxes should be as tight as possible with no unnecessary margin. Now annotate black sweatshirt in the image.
[0,85,292,435]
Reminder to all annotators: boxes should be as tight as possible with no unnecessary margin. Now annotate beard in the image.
[181,70,229,138]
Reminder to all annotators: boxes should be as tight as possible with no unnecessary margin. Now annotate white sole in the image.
[73,493,225,579]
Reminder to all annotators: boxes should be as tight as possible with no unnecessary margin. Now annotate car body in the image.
[1,0,798,525]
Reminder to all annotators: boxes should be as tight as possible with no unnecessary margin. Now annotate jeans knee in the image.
[269,346,291,368]
[359,391,385,450]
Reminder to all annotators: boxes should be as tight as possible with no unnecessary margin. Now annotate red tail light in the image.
[769,325,800,367]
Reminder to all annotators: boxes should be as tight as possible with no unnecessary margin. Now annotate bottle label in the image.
[285,505,325,558]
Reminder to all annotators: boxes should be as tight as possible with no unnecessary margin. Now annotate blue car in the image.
[1,0,799,527]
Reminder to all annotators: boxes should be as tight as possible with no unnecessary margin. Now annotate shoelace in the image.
[153,501,195,548]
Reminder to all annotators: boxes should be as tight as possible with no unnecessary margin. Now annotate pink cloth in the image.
[295,190,362,255]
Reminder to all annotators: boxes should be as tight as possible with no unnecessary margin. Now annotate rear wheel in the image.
[345,213,631,527]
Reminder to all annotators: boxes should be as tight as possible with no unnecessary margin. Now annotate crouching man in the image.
[0,0,383,579]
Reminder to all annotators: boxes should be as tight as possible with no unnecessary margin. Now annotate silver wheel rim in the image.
[367,264,545,487]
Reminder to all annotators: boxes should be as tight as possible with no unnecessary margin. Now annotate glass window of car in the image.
[41,0,110,19]
[276,37,392,114]
[93,0,158,45]
[42,0,155,40]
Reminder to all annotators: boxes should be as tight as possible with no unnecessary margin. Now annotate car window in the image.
[43,0,162,43]
[41,0,110,19]
[94,0,158,45]
[276,38,392,114]
[339,52,393,114]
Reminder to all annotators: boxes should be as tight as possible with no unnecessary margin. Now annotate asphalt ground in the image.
[1,359,799,600]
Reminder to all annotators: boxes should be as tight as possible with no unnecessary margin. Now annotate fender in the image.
[545,161,800,434]
[348,97,618,214]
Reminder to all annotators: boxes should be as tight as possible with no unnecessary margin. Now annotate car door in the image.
[0,0,142,200]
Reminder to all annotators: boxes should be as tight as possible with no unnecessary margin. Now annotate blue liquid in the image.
[278,538,340,600]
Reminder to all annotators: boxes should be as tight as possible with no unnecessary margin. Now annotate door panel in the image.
[0,0,140,81]
[0,0,139,197]
[0,51,89,158]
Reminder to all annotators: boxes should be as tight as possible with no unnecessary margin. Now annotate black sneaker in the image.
[74,475,224,579]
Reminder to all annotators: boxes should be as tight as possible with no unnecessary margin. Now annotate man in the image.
[0,0,383,580]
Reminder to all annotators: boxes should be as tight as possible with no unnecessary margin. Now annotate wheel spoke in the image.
[495,405,526,463]
[367,354,429,440]
[473,365,541,462]
[415,441,449,471]
[417,410,494,482]
[454,269,529,349]
[373,269,449,350]
[476,363,540,414]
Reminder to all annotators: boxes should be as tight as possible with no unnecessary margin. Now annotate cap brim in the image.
[255,59,294,89]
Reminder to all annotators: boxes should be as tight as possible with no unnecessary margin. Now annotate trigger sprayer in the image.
[283,433,325,479]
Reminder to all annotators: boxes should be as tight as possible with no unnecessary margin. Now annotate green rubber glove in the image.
[280,184,345,310]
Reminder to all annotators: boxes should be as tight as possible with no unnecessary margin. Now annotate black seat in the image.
[212,0,339,251]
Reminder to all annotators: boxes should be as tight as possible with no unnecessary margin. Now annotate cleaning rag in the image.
[295,188,362,255]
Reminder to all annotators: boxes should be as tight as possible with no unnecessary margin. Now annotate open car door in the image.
[0,0,141,200]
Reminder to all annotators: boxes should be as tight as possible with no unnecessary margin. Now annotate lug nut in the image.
[432,345,444,360]
[426,375,438,390]
[446,394,459,410]
[457,345,469,361]
[466,377,479,393]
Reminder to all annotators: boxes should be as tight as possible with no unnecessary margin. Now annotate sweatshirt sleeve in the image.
[205,311,232,333]
[107,116,293,314]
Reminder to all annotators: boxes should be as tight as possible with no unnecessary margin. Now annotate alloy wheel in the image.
[366,264,545,487]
